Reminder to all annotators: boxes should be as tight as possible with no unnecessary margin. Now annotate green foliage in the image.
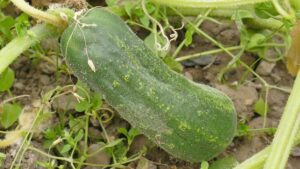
[184,24,194,46]
[290,0,300,10]
[0,67,14,92]
[254,2,278,18]
[36,160,63,169]
[105,0,119,6]
[68,116,85,135]
[60,144,72,154]
[75,100,90,112]
[14,13,30,36]
[209,157,239,169]
[123,1,156,27]
[163,55,183,72]
[111,128,141,162]
[0,15,15,46]
[144,32,168,57]
[237,121,250,137]
[43,125,64,148]
[200,161,209,169]
[0,152,6,167]
[0,12,30,47]
[0,103,22,128]
[254,97,269,116]
[105,139,128,162]
[75,93,102,112]
[118,127,140,145]
[0,0,9,8]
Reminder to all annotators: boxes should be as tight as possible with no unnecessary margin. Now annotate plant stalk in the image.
[149,0,271,8]
[263,70,300,169]
[234,129,300,169]
[10,0,65,27]
[175,46,242,62]
[0,24,60,74]
[109,6,285,32]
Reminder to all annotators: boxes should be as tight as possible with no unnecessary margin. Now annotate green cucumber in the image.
[60,8,236,162]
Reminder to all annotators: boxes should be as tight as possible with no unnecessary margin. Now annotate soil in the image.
[1,1,300,169]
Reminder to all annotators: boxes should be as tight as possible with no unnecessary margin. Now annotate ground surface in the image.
[1,0,300,169]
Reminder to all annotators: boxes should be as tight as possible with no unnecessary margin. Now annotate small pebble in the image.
[39,75,50,85]
[184,72,193,80]
[292,147,300,157]
[13,82,24,90]
[192,55,214,66]
[85,143,111,169]
[256,61,276,76]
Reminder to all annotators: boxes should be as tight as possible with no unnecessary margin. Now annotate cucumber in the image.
[60,8,236,162]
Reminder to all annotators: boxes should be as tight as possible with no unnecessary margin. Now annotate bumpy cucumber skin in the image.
[61,8,236,162]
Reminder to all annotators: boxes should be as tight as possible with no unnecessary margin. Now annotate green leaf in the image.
[0,103,22,128]
[0,68,15,92]
[74,129,84,142]
[184,24,194,46]
[163,56,183,73]
[90,93,102,111]
[44,128,57,139]
[233,10,254,20]
[0,152,5,158]
[0,0,9,8]
[144,32,168,57]
[124,3,134,18]
[200,161,209,169]
[254,2,278,19]
[291,0,300,11]
[75,100,90,112]
[104,138,123,148]
[139,15,150,27]
[254,97,268,116]
[60,144,72,154]
[232,10,254,47]
[144,33,159,52]
[42,86,61,103]
[237,121,250,137]
[118,127,128,136]
[247,33,266,50]
[0,16,15,44]
[68,116,85,132]
[76,80,90,98]
[105,0,118,6]
[15,13,30,37]
[209,157,239,169]
[110,140,128,161]
[0,151,6,167]
[128,128,140,138]
[128,128,140,145]
[64,130,75,145]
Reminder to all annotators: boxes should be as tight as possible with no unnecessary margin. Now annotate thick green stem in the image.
[234,130,300,169]
[243,17,284,31]
[109,5,285,32]
[272,0,293,20]
[0,24,60,74]
[10,0,65,27]
[262,70,300,169]
[234,147,270,169]
[150,0,270,8]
